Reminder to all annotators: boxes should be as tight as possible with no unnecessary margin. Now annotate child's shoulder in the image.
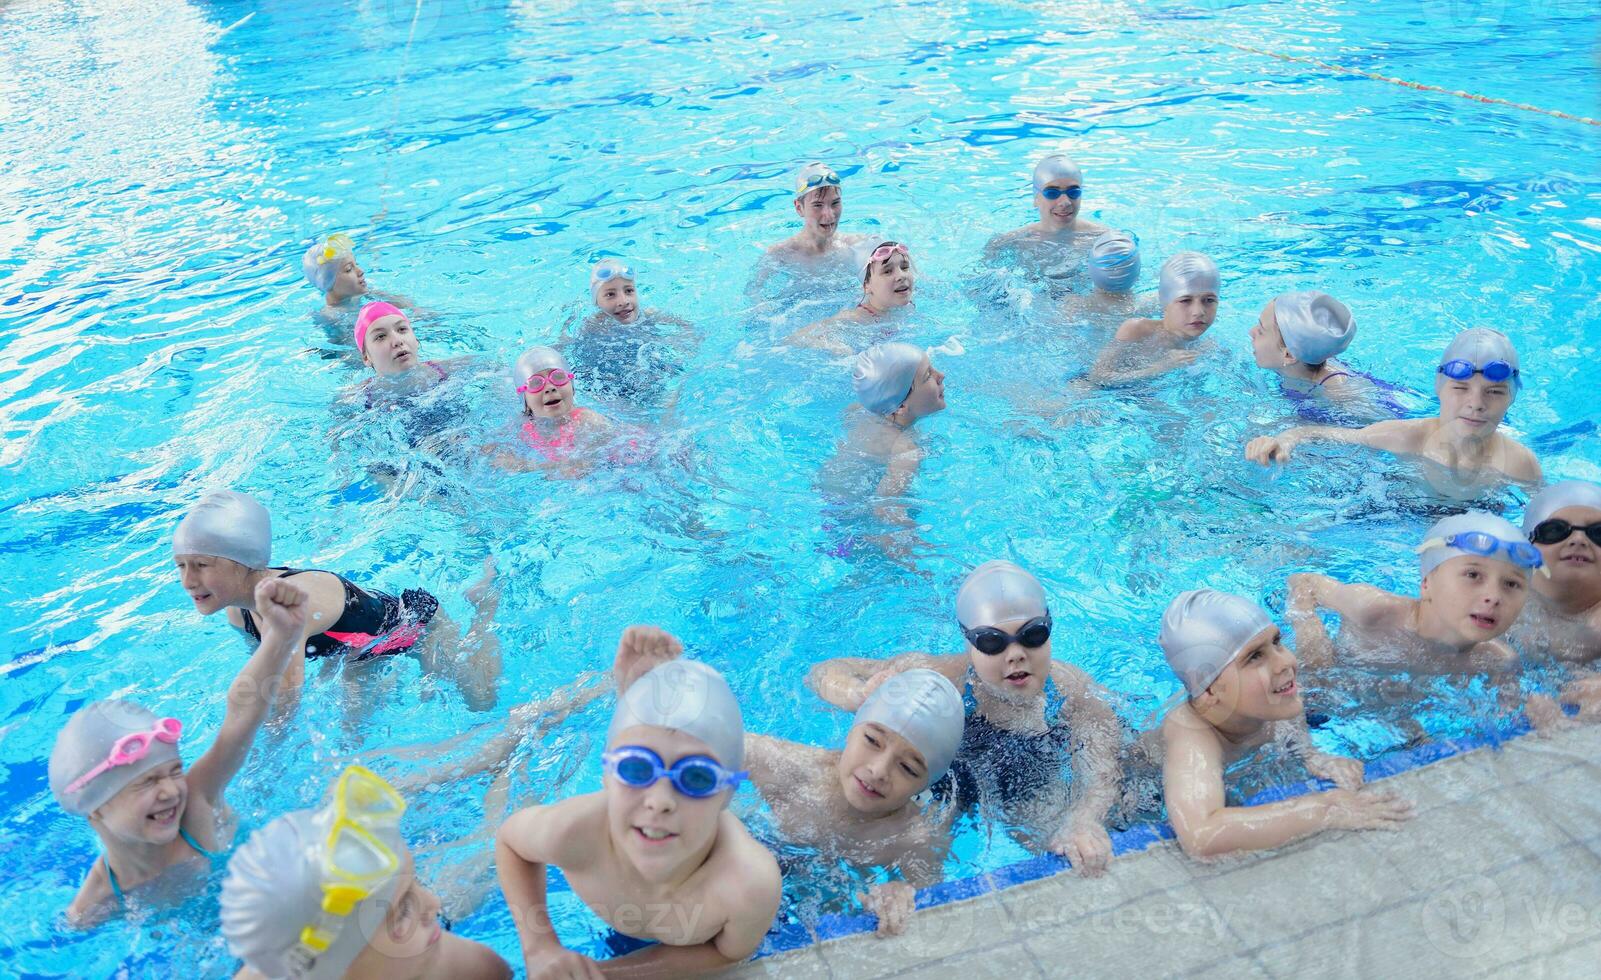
[711,812,782,888]
[507,794,608,862]
[1114,316,1158,341]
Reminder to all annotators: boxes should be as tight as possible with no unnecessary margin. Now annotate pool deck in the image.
[728,723,1601,979]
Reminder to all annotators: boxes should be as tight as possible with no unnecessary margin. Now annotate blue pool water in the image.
[2,0,1599,973]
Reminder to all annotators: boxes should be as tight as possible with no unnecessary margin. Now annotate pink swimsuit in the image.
[521,407,588,460]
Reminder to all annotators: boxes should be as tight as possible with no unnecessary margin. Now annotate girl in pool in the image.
[1245,327,1542,494]
[568,259,697,412]
[172,490,502,712]
[303,233,417,318]
[786,241,916,356]
[354,302,474,387]
[48,576,305,927]
[221,765,511,980]
[1090,251,1220,385]
[1248,290,1407,423]
[808,561,1125,876]
[490,345,620,477]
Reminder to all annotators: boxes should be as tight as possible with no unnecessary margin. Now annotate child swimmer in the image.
[495,629,781,976]
[761,162,868,274]
[1059,230,1141,326]
[984,154,1109,285]
[490,346,616,477]
[221,765,511,980]
[1157,590,1413,858]
[809,561,1125,875]
[1090,252,1220,385]
[1246,327,1542,493]
[569,259,696,412]
[1515,481,1601,725]
[786,241,917,356]
[48,576,307,926]
[172,490,502,711]
[303,233,418,317]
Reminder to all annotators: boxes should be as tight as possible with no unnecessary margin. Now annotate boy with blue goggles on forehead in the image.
[495,627,779,977]
[1247,327,1542,494]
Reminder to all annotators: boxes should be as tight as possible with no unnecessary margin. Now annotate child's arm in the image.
[1047,663,1123,876]
[1286,573,1406,666]
[495,804,605,979]
[186,578,307,806]
[1279,716,1365,790]
[873,438,925,528]
[1089,329,1198,386]
[1163,713,1411,859]
[806,653,966,711]
[783,319,854,357]
[1245,418,1423,466]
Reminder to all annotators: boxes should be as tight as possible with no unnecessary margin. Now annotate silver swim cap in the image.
[301,234,354,293]
[853,668,964,786]
[1158,590,1275,698]
[1439,328,1521,397]
[1420,511,1536,578]
[172,490,271,569]
[589,258,636,301]
[49,700,183,816]
[1157,252,1220,307]
[1088,231,1140,293]
[221,806,403,980]
[515,345,569,383]
[607,659,745,771]
[1523,480,1601,532]
[956,560,1047,628]
[854,342,924,415]
[1273,291,1355,365]
[1031,154,1083,191]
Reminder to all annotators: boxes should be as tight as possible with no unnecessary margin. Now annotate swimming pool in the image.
[2,0,1598,973]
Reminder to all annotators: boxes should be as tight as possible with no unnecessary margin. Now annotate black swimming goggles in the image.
[960,613,1053,655]
[1530,518,1601,547]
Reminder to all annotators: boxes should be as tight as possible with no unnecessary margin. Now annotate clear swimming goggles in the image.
[593,260,635,283]
[288,766,408,970]
[1437,358,1517,384]
[796,169,841,194]
[1416,531,1548,576]
[317,233,355,266]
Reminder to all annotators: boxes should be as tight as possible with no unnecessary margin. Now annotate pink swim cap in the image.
[354,301,406,352]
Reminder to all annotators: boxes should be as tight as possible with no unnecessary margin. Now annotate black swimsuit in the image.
[237,568,438,660]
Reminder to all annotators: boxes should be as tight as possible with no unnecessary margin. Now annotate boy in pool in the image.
[1245,327,1542,492]
[496,628,781,976]
[819,342,946,539]
[172,490,502,711]
[760,162,865,274]
[984,154,1109,282]
[786,242,916,356]
[1059,229,1141,325]
[1515,481,1601,724]
[221,764,511,980]
[491,345,615,478]
[1090,252,1220,385]
[303,233,417,317]
[569,259,696,411]
[1157,589,1413,858]
[808,561,1125,875]
[48,576,306,927]
[1286,512,1542,674]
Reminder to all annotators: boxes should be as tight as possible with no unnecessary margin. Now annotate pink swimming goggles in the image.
[354,301,406,353]
[67,718,183,793]
[518,369,573,394]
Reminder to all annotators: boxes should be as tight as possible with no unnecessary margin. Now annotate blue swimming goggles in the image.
[593,262,635,283]
[797,170,841,194]
[1040,185,1083,201]
[1417,531,1546,572]
[1437,359,1517,384]
[603,746,747,799]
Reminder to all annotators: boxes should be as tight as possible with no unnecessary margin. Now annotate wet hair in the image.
[864,241,905,285]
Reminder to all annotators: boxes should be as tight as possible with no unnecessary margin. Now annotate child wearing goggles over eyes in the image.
[1511,481,1601,729]
[1246,327,1542,495]
[47,577,308,927]
[488,345,623,479]
[496,627,780,977]
[808,560,1126,878]
[1287,513,1543,683]
[983,154,1108,286]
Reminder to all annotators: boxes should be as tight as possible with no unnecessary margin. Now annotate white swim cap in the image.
[794,161,841,200]
[1157,252,1220,307]
[1524,480,1601,532]
[1273,291,1355,365]
[1420,511,1536,578]
[515,345,569,383]
[1439,327,1521,398]
[1032,154,1082,191]
[608,659,745,771]
[589,258,636,302]
[1088,230,1140,293]
[956,560,1047,628]
[173,490,271,569]
[301,234,354,293]
[49,700,183,816]
[1158,590,1275,698]
[853,668,964,786]
[221,806,403,980]
[854,342,924,415]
